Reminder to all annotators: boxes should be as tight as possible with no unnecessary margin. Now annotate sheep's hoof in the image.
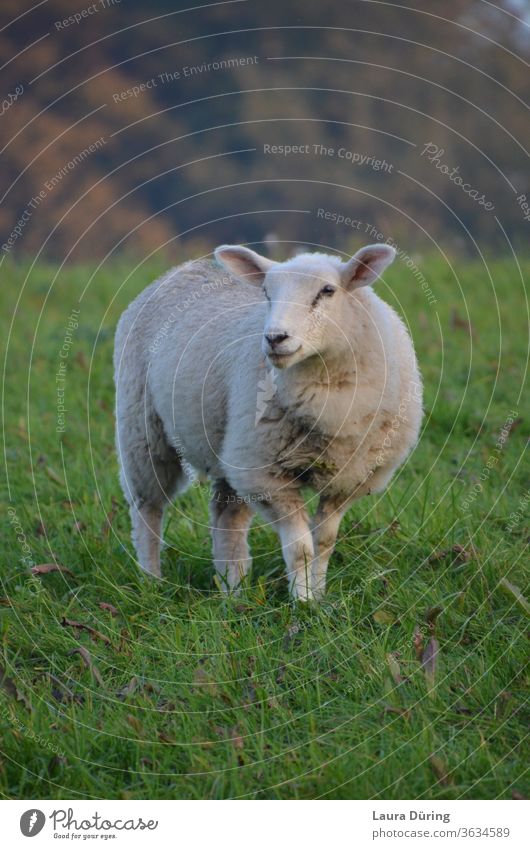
[137,565,162,580]
[290,585,316,604]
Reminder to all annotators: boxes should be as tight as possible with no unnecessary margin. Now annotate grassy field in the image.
[1,252,528,800]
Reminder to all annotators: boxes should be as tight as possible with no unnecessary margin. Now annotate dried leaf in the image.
[68,647,104,686]
[0,663,31,710]
[421,637,439,690]
[45,466,64,485]
[450,308,472,335]
[499,578,530,617]
[75,350,89,370]
[61,617,111,645]
[31,563,73,577]
[430,754,452,785]
[387,519,401,534]
[413,626,424,660]
[428,544,473,565]
[511,790,527,800]
[385,653,403,685]
[382,704,410,718]
[158,731,176,744]
[35,521,47,537]
[126,714,143,734]
[373,609,396,626]
[99,602,119,617]
[117,677,139,700]
[231,731,244,750]
[425,606,444,629]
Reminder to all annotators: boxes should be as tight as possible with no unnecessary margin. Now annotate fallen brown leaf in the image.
[158,731,176,744]
[450,308,472,335]
[31,563,73,577]
[0,663,31,710]
[99,602,119,617]
[499,578,530,617]
[230,730,244,750]
[373,610,396,626]
[35,521,47,537]
[413,626,424,660]
[61,617,111,645]
[75,350,89,371]
[428,544,473,566]
[430,754,452,785]
[68,647,104,686]
[425,606,444,629]
[382,704,410,718]
[45,466,64,485]
[421,637,439,690]
[126,714,143,734]
[117,677,139,700]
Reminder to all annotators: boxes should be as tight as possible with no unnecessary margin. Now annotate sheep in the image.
[113,243,423,601]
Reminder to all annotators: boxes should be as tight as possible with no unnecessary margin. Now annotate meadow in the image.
[1,251,528,799]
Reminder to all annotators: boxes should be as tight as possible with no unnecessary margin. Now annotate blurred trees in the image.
[0,0,528,260]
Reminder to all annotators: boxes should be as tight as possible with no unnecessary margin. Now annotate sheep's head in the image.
[214,243,396,369]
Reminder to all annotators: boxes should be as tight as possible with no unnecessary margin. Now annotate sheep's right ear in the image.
[214,245,274,286]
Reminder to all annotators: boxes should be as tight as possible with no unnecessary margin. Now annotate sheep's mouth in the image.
[267,346,301,367]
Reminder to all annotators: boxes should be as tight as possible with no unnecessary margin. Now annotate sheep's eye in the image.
[320,285,336,297]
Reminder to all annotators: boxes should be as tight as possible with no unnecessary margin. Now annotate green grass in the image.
[1,252,528,799]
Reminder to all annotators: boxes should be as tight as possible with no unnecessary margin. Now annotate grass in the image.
[0,251,528,800]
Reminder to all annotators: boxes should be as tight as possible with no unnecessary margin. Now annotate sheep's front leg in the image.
[210,480,253,593]
[277,512,315,601]
[254,495,314,601]
[311,496,351,599]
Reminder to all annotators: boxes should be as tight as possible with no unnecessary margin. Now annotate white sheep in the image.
[114,243,423,600]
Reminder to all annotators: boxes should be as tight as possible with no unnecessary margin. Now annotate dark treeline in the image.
[1,0,528,260]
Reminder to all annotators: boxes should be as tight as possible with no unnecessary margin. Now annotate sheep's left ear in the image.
[214,244,274,286]
[341,244,396,290]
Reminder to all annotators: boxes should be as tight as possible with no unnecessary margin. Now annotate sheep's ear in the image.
[214,245,274,286]
[341,244,396,290]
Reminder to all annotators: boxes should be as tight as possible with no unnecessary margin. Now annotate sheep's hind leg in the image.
[210,480,253,593]
[130,503,165,578]
[117,408,186,579]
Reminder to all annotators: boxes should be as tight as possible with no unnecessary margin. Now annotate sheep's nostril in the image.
[265,332,289,348]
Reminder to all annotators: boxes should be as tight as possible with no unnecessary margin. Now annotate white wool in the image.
[114,244,423,600]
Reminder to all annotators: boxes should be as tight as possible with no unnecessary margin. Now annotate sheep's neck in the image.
[273,351,358,435]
